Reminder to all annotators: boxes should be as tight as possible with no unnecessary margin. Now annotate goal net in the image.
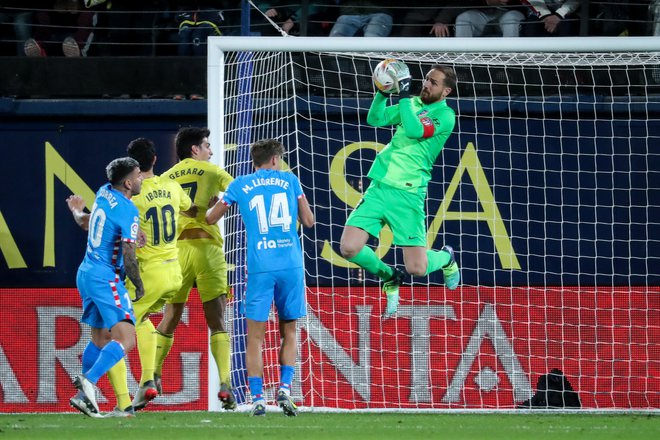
[208,37,660,411]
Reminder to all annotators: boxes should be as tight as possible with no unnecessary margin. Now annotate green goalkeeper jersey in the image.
[366,92,456,193]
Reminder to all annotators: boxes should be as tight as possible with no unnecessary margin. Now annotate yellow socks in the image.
[154,330,174,376]
[136,319,157,386]
[210,331,231,384]
[107,358,131,410]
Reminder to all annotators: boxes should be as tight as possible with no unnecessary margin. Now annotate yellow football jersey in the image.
[164,158,233,246]
[132,175,193,264]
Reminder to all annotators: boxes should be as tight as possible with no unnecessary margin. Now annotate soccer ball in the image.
[372,59,399,94]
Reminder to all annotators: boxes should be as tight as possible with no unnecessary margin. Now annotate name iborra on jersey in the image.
[144,189,172,202]
[241,176,289,194]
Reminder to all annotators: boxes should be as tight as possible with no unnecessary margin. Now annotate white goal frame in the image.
[206,36,660,412]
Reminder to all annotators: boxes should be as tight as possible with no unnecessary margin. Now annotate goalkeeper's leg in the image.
[341,226,404,317]
[403,246,460,290]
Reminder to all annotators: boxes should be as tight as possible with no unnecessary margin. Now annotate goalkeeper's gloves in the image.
[391,61,411,98]
[397,76,411,98]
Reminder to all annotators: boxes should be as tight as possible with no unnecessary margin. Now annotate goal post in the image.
[207,36,660,411]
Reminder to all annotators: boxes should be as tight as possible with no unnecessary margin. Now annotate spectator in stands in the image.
[274,2,335,36]
[24,0,97,57]
[95,0,163,56]
[520,0,580,37]
[329,0,395,38]
[454,0,526,37]
[176,2,224,56]
[399,1,483,38]
[249,1,298,36]
[298,2,339,36]
[0,1,34,55]
[589,0,629,36]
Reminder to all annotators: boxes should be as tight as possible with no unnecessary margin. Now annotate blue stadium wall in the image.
[0,98,657,288]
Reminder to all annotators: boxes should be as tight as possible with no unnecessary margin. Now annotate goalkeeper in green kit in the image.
[340,61,460,318]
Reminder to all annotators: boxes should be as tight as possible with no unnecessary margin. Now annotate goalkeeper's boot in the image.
[70,375,101,418]
[276,390,298,417]
[132,380,158,411]
[382,268,405,319]
[218,383,237,411]
[153,373,162,394]
[250,400,266,417]
[103,405,135,418]
[441,245,460,290]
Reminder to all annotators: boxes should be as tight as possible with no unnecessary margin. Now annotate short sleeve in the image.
[292,175,304,199]
[217,168,234,192]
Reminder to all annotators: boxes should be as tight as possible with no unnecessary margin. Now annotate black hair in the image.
[106,157,140,186]
[175,127,211,160]
[127,138,156,172]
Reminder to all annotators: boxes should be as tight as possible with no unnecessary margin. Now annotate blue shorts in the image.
[77,268,135,329]
[246,267,306,322]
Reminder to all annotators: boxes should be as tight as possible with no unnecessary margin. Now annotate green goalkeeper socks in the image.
[347,246,393,281]
[425,249,452,276]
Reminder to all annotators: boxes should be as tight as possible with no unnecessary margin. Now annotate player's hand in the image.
[208,195,219,208]
[134,286,145,302]
[390,61,411,97]
[66,195,85,213]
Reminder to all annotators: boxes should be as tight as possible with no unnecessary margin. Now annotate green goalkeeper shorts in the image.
[345,180,427,247]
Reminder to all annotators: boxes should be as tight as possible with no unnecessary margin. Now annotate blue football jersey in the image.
[222,169,304,274]
[79,183,140,277]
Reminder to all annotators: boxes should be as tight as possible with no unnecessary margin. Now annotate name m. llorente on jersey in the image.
[241,176,290,193]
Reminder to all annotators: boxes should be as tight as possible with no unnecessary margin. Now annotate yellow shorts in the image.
[127,258,183,323]
[170,239,230,304]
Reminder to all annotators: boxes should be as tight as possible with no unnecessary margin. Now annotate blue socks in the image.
[248,365,295,402]
[84,340,125,384]
[81,341,102,374]
[248,376,263,402]
[280,365,295,393]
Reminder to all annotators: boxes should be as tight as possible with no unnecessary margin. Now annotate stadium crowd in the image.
[0,1,658,57]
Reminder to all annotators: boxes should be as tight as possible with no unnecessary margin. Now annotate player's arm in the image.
[367,92,400,127]
[122,240,144,300]
[205,199,230,225]
[297,194,314,228]
[66,195,90,231]
[400,102,454,139]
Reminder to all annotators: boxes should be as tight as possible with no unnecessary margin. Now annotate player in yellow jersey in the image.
[155,127,237,410]
[124,138,196,412]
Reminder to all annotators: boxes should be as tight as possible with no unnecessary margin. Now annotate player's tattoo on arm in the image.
[122,241,144,301]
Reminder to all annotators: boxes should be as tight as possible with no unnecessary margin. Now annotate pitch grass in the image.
[1,412,658,440]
